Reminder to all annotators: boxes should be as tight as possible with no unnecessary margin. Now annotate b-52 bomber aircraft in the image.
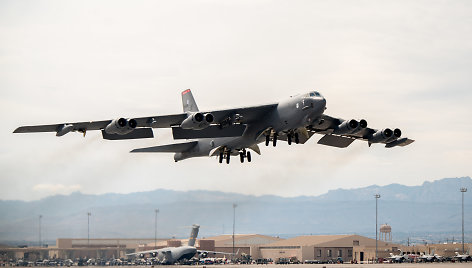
[14,89,414,163]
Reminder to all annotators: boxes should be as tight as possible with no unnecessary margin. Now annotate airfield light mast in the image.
[232,203,237,261]
[39,215,42,248]
[87,212,91,248]
[374,194,381,263]
[460,187,467,254]
[155,209,159,249]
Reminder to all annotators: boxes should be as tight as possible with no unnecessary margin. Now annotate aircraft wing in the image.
[307,114,415,148]
[126,249,160,256]
[198,249,239,256]
[14,104,277,140]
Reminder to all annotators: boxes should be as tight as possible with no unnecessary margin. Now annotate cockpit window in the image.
[310,91,321,97]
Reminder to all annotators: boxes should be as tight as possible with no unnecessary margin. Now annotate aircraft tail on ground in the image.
[188,224,200,247]
[182,89,199,112]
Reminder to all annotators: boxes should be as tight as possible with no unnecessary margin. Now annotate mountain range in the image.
[0,176,470,246]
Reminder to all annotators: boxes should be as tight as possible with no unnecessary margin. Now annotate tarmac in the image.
[168,264,471,268]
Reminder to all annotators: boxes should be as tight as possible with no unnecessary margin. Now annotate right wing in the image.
[14,105,276,140]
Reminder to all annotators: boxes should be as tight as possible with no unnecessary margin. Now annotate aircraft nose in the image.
[317,97,326,110]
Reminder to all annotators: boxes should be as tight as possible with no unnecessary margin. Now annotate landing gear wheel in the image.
[273,133,278,147]
[295,133,300,144]
[265,135,270,146]
[226,152,230,164]
[240,152,244,163]
[247,151,252,162]
[287,134,292,145]
[219,152,223,163]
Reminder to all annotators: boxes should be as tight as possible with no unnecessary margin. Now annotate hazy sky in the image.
[1,0,471,201]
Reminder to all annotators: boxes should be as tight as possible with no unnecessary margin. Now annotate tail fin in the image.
[188,224,200,246]
[182,89,199,112]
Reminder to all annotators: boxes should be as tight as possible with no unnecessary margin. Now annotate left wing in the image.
[307,114,414,148]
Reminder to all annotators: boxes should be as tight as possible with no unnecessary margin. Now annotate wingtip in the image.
[13,127,23,133]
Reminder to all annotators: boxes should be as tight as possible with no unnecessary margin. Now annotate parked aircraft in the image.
[14,89,414,163]
[419,250,442,262]
[127,224,233,264]
[454,251,470,262]
[388,250,409,263]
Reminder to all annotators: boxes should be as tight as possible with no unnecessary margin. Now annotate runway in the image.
[100,264,471,268]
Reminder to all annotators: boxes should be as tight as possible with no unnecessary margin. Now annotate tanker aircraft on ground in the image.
[14,89,414,163]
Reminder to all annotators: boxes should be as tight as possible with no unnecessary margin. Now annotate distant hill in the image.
[0,177,470,246]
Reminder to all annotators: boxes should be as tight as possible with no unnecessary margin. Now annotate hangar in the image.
[259,234,400,263]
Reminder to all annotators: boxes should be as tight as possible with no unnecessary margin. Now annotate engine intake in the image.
[104,118,137,135]
[369,128,393,143]
[180,112,214,130]
[333,119,358,135]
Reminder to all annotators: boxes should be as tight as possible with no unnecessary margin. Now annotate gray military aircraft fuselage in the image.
[170,92,326,162]
[128,224,234,264]
[14,89,414,163]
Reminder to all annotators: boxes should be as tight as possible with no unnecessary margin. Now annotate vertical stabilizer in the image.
[188,224,200,246]
[182,89,199,112]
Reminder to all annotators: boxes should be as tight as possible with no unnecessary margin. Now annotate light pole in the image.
[374,194,381,263]
[154,209,159,249]
[39,215,42,248]
[460,188,467,254]
[232,203,237,259]
[87,212,91,248]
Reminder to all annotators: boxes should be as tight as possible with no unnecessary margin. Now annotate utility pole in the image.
[154,209,159,249]
[232,203,237,260]
[374,194,381,263]
[39,215,42,248]
[87,212,91,248]
[460,187,467,254]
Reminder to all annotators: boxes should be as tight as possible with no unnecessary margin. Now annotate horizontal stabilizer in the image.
[101,128,154,140]
[317,134,355,148]
[131,141,198,153]
[172,124,246,139]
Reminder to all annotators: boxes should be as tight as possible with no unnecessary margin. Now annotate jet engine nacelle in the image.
[104,118,137,135]
[151,252,157,257]
[139,253,145,258]
[369,128,394,143]
[180,112,214,130]
[333,119,359,135]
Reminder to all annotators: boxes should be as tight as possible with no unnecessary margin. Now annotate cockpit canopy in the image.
[309,91,322,97]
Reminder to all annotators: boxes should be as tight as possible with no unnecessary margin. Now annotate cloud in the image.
[33,184,82,195]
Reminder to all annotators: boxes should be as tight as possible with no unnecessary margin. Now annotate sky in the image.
[1,0,471,201]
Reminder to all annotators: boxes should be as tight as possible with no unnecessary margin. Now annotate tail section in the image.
[188,224,200,247]
[182,89,199,112]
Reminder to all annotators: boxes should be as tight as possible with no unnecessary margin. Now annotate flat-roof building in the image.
[259,234,400,263]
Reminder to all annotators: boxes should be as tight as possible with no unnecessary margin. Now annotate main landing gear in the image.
[239,149,251,163]
[219,149,252,164]
[287,132,300,145]
[265,131,299,146]
[265,132,277,147]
